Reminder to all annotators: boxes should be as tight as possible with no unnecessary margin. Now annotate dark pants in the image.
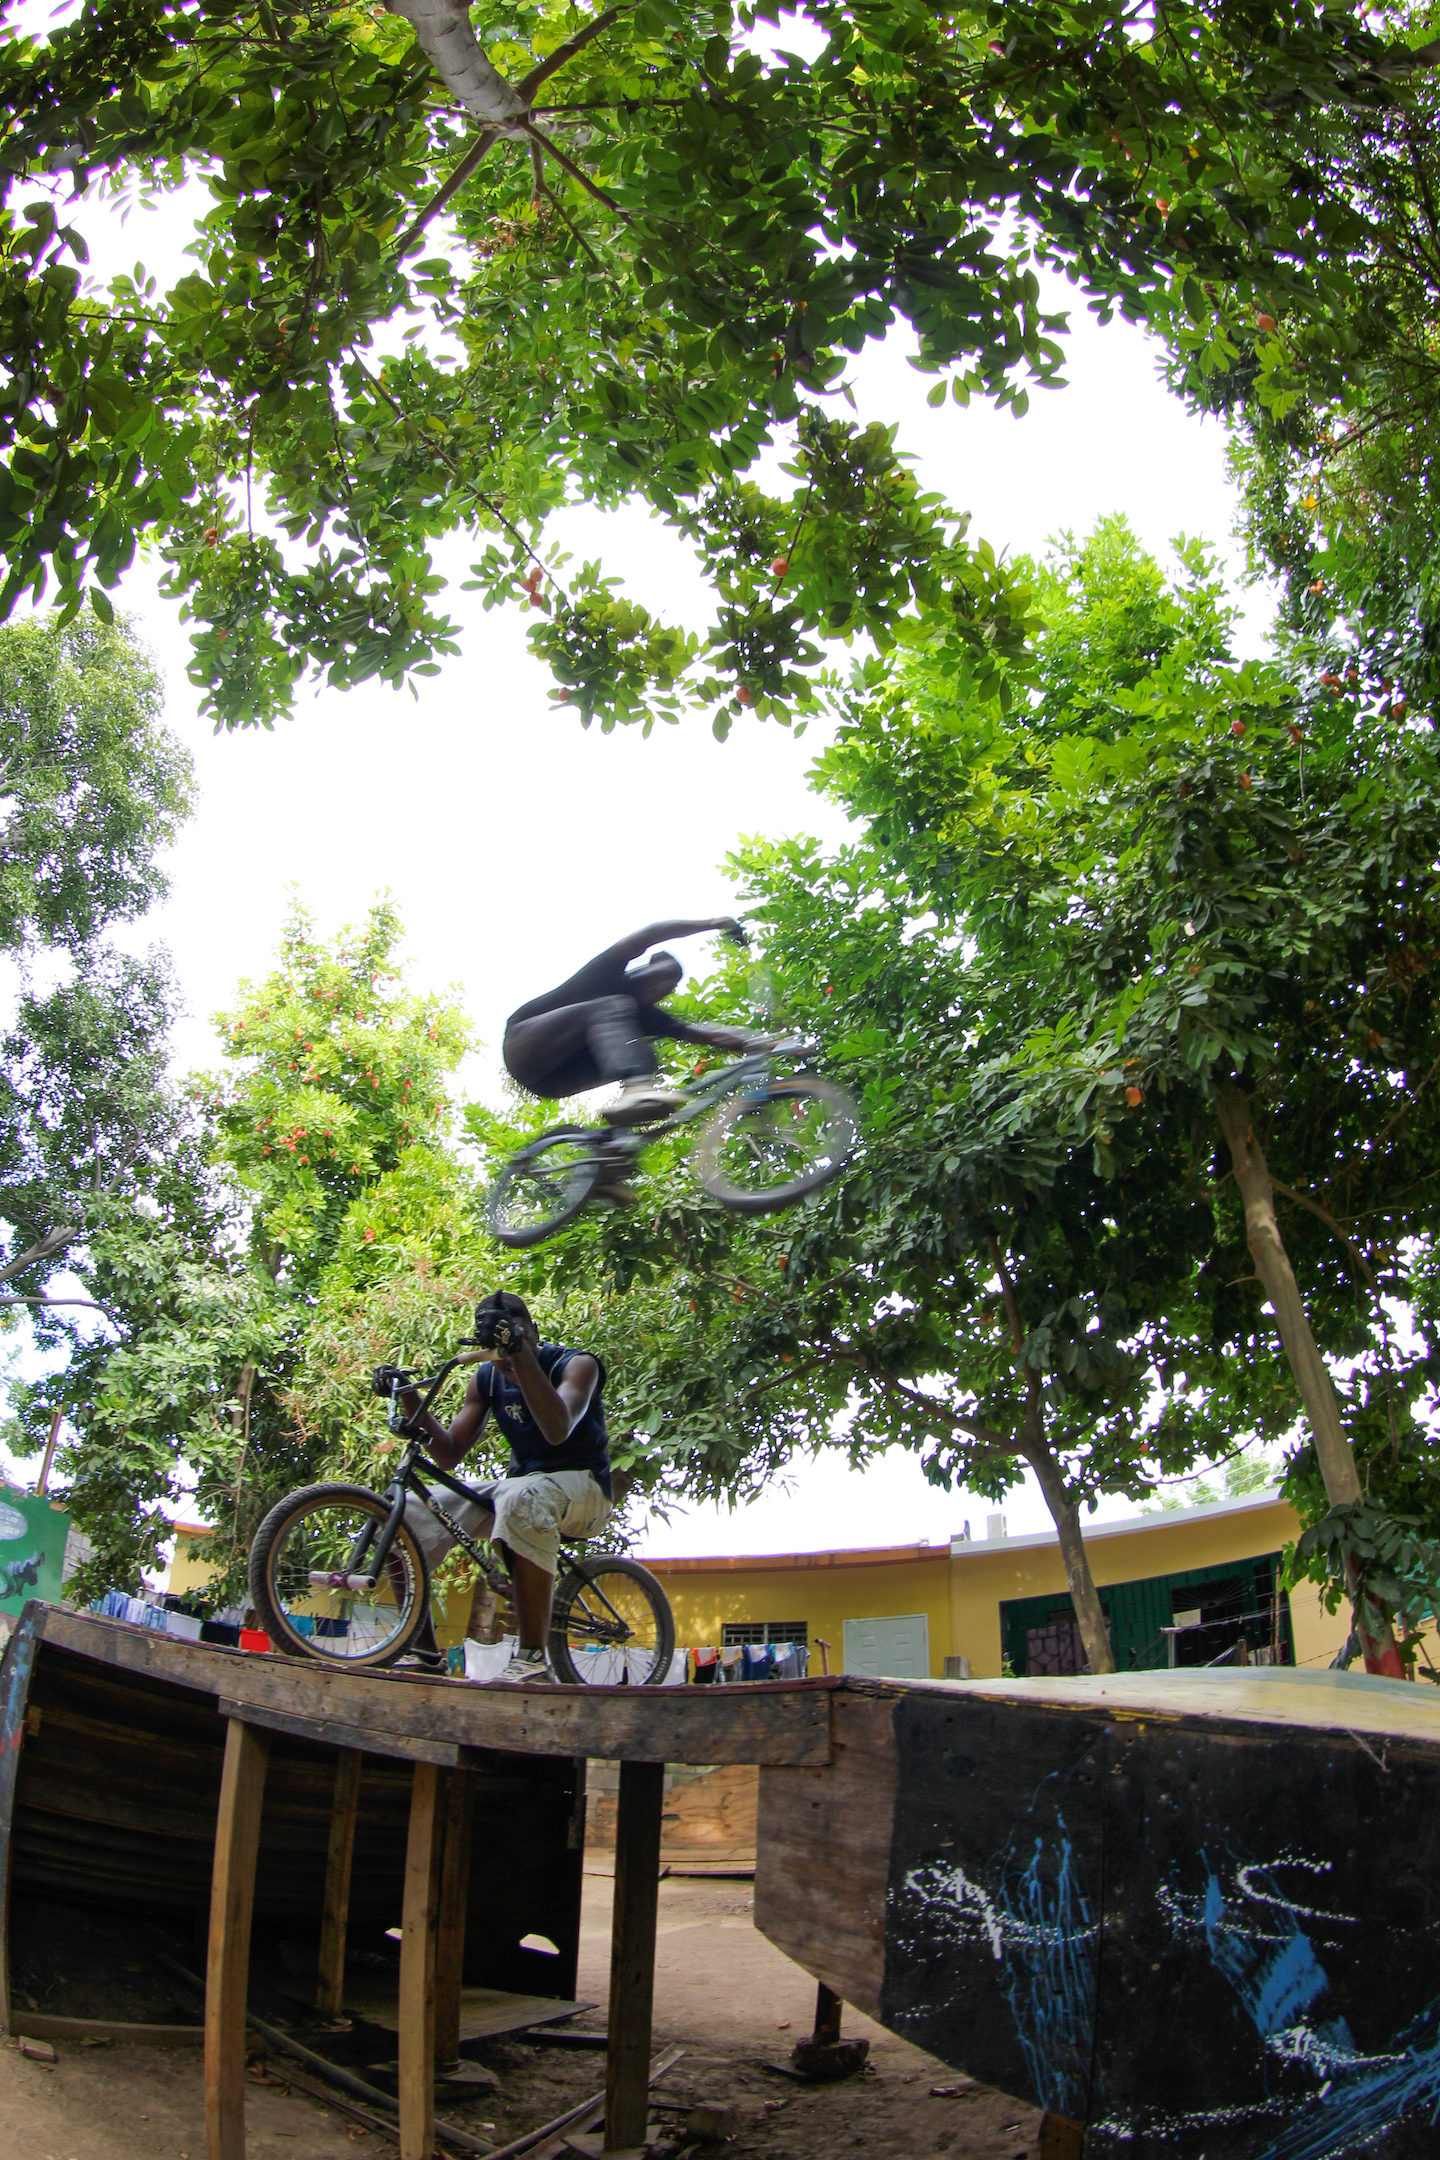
[503,994,657,1100]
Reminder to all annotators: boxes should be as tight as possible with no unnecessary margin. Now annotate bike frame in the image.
[320,1353,510,1594]
[511,1036,822,1170]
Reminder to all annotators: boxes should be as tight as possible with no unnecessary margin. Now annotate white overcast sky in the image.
[2,44,1278,1553]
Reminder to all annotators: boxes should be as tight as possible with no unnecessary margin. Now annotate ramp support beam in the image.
[605,1758,664,2152]
[399,1761,446,2160]
[316,1747,362,2018]
[206,1717,271,2160]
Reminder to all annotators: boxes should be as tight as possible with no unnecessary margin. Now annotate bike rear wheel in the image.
[249,1482,432,1669]
[487,1129,607,1248]
[549,1556,677,1686]
[694,1075,859,1215]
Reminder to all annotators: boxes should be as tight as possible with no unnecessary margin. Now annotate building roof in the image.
[642,1539,950,1575]
[951,1486,1289,1558]
[640,1488,1291,1575]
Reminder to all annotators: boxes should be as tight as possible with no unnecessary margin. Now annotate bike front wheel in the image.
[487,1129,606,1249]
[249,1482,432,1669]
[694,1075,859,1215]
[549,1556,677,1686]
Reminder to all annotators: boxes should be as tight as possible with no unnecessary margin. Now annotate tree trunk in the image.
[1022,1390,1117,1676]
[1214,1079,1403,1678]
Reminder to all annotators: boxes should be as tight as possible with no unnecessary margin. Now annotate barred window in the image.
[721,1621,809,1648]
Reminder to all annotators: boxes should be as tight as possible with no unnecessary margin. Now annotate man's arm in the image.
[397,1373,491,1473]
[645,1011,756,1051]
[612,916,745,962]
[496,1344,600,1448]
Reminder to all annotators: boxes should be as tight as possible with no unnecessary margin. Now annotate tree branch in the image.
[525,123,632,219]
[1271,1179,1379,1292]
[394,127,499,260]
[0,1226,81,1287]
[515,7,626,102]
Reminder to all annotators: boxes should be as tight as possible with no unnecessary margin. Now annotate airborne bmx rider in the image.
[502,917,756,1198]
[374,1291,611,1685]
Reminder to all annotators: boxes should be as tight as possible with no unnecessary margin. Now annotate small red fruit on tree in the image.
[1230,719,1246,737]
[1240,772,1253,790]
[737,686,754,707]
[1255,312,1277,333]
[771,557,790,578]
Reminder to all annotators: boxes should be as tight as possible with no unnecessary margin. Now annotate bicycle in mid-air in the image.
[248,1331,675,1683]
[486,1033,861,1250]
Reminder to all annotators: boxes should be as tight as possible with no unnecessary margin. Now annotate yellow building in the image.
[642,1489,1354,1680]
[165,1489,1361,1676]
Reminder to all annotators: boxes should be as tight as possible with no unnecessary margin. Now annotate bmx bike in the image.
[486,1035,861,1250]
[248,1345,675,1683]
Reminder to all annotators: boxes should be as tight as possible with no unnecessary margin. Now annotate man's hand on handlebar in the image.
[372,1364,422,1421]
[716,916,750,948]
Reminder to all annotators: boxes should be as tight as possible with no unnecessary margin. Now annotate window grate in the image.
[721,1621,809,1648]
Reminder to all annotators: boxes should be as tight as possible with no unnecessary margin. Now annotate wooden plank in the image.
[0,1602,42,2036]
[205,1717,270,2160]
[315,1748,362,2017]
[216,1696,465,1765]
[398,1762,445,2160]
[813,1983,843,2047]
[12,2013,203,2045]
[36,1607,834,1765]
[605,1761,664,2152]
[754,1690,899,2019]
[434,1768,473,2066]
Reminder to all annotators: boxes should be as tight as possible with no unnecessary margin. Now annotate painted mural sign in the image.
[879,1687,1440,2160]
[0,1487,68,1617]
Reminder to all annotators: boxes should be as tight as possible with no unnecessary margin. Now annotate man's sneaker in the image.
[601,1076,688,1127]
[494,1648,554,1686]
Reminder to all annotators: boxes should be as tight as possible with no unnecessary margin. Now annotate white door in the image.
[842,1613,930,1680]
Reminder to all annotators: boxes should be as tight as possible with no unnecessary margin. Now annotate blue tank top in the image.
[481,1344,612,1498]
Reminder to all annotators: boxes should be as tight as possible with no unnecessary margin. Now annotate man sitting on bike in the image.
[503,918,755,1144]
[380,1291,610,1685]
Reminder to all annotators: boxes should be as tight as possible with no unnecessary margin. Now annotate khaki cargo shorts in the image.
[403,1468,612,1579]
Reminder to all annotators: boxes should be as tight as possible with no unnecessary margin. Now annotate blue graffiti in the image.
[1202,1861,1356,2055]
[1196,1852,1440,2159]
[1252,1998,1440,2160]
[995,1831,1096,2120]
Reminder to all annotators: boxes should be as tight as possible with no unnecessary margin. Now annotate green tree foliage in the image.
[0,613,192,953]
[7,899,474,1607]
[1216,4,1440,714]
[0,608,194,1317]
[204,896,471,1282]
[3,0,1437,729]
[819,518,1440,1669]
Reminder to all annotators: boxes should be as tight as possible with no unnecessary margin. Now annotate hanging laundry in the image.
[691,1646,720,1684]
[720,1647,745,1684]
[742,1643,776,1683]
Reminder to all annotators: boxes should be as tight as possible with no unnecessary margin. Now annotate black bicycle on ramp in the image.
[248,1342,675,1683]
[486,1033,861,1249]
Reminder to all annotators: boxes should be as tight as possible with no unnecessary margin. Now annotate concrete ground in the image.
[0,1873,1042,2159]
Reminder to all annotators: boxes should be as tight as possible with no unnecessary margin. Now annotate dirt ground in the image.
[0,1873,1042,2160]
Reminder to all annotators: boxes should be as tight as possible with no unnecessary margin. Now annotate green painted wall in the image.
[1000,1552,1295,1675]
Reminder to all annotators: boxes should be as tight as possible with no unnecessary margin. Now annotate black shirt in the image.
[480,1344,612,1499]
[506,942,689,1041]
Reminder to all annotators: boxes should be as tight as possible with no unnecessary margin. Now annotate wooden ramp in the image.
[6,1608,1440,2158]
[756,1667,1440,2160]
